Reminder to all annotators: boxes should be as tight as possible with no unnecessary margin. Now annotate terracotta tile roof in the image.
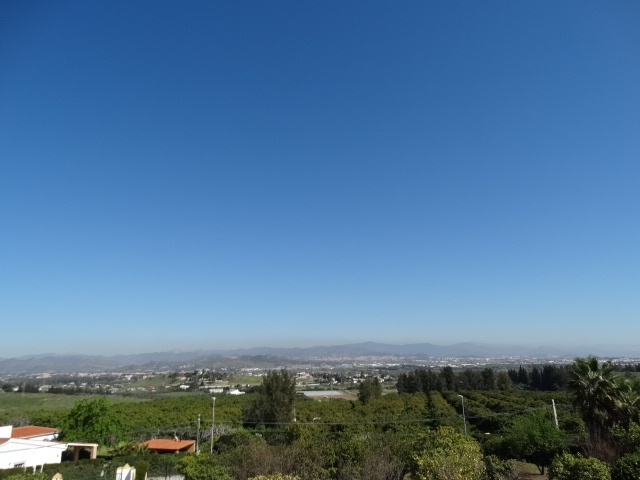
[142,439,195,451]
[11,426,59,438]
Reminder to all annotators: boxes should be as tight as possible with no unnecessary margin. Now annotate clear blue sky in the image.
[2,1,639,357]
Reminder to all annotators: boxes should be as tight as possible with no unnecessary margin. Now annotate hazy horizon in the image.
[5,339,640,360]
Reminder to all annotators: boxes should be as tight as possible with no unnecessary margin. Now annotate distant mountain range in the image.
[0,342,638,374]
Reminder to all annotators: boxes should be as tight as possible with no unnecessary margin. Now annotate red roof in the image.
[142,439,195,451]
[11,426,59,438]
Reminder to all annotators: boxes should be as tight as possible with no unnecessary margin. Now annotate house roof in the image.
[142,439,195,451]
[0,438,68,451]
[11,426,59,439]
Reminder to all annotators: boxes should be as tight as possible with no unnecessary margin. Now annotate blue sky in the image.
[2,1,639,357]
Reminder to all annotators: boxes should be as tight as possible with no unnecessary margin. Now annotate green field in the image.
[226,374,262,385]
[0,393,144,421]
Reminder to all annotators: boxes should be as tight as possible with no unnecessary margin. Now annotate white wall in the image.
[0,439,67,470]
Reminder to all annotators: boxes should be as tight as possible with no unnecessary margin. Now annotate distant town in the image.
[3,348,640,397]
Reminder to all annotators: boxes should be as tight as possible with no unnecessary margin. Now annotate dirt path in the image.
[513,461,548,480]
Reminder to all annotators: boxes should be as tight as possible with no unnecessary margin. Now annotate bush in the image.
[135,460,149,480]
[484,455,516,480]
[0,469,31,480]
[500,412,566,474]
[177,454,232,480]
[214,429,266,454]
[548,453,611,480]
[41,459,108,480]
[411,426,485,480]
[249,476,300,480]
[3,475,48,480]
[612,453,640,480]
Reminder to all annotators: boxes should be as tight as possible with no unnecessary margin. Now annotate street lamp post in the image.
[210,396,216,454]
[457,394,467,435]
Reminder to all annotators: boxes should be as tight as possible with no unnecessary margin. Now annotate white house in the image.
[0,437,67,470]
[0,425,98,471]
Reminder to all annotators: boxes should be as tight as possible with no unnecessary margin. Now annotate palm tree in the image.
[615,380,640,428]
[568,357,622,437]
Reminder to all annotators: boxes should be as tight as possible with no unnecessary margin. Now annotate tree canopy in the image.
[357,377,382,404]
[411,426,485,480]
[569,357,622,437]
[177,453,232,480]
[549,453,611,480]
[61,396,126,445]
[244,369,296,427]
[500,411,566,474]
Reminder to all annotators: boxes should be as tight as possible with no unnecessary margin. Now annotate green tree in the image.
[568,357,623,437]
[61,397,126,445]
[548,453,611,480]
[611,421,640,453]
[459,369,482,390]
[481,368,496,390]
[612,452,640,480]
[614,381,640,428]
[245,369,296,427]
[517,366,529,385]
[397,369,442,394]
[541,365,568,391]
[496,371,512,391]
[135,460,149,480]
[483,455,516,480]
[439,366,455,391]
[531,367,542,390]
[177,454,232,480]
[411,426,485,480]
[501,412,566,474]
[357,377,382,404]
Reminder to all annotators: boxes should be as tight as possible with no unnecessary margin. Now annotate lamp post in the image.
[457,394,467,435]
[210,396,216,454]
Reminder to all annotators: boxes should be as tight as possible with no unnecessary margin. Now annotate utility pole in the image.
[552,399,559,429]
[458,394,467,435]
[210,397,216,454]
[196,414,201,453]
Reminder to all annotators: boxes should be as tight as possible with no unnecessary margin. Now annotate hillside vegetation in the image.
[1,358,639,480]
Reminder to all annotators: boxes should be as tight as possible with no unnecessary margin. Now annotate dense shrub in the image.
[249,476,300,480]
[483,455,516,480]
[612,453,640,480]
[135,460,149,480]
[177,453,232,480]
[548,453,611,480]
[500,411,566,474]
[0,473,48,480]
[411,426,485,480]
[41,458,109,480]
[2,475,48,480]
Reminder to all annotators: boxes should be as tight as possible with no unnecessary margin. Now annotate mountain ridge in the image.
[1,342,638,374]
